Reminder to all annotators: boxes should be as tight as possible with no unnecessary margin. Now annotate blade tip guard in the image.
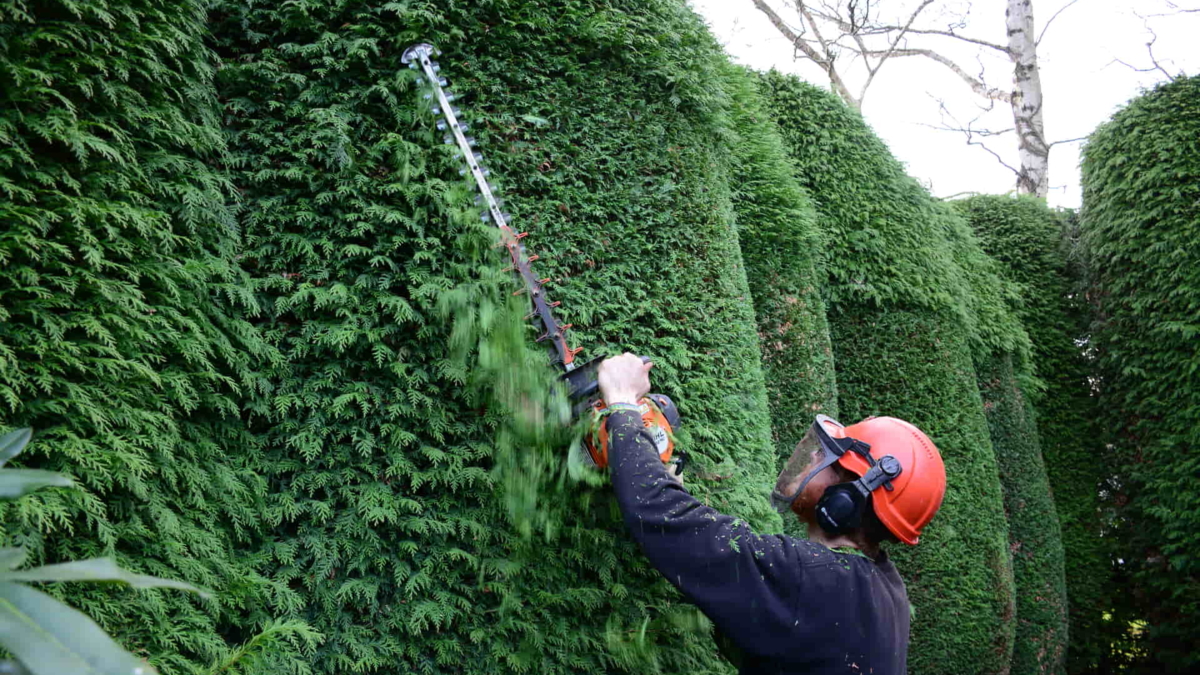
[402,43,438,66]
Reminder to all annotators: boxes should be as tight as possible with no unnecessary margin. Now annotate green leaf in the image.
[0,581,156,675]
[1,559,211,600]
[0,549,28,571]
[0,470,72,499]
[520,114,550,127]
[0,429,32,468]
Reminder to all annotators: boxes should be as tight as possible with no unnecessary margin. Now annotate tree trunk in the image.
[1007,0,1049,197]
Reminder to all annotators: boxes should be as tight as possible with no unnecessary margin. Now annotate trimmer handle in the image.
[560,355,683,471]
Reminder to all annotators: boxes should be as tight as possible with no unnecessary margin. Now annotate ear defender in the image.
[815,484,867,534]
[815,455,903,535]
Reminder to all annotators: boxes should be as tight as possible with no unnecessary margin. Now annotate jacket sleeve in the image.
[607,410,807,655]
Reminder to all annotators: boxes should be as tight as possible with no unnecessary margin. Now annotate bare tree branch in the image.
[1107,19,1178,82]
[750,0,1073,197]
[750,0,861,107]
[865,48,1013,103]
[872,26,1011,53]
[920,97,1022,177]
[1147,1,1200,16]
[855,0,937,101]
[809,6,1010,54]
[1144,27,1178,81]
[1036,0,1085,47]
[1048,136,1088,148]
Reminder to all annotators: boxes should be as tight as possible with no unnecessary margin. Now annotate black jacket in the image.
[608,410,911,675]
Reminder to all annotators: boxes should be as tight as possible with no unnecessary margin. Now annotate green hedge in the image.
[759,71,1017,675]
[1081,75,1200,672]
[211,0,778,671]
[975,353,1069,675]
[0,0,278,671]
[956,195,1103,674]
[948,197,1069,675]
[726,66,837,475]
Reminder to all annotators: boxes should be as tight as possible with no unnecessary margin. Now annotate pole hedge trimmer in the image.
[403,43,683,473]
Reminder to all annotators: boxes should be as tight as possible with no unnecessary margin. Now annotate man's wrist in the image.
[605,402,642,415]
[603,392,641,407]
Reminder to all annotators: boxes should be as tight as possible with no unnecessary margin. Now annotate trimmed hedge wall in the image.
[759,71,1017,675]
[0,1,280,671]
[1081,75,1200,673]
[956,195,1104,674]
[726,66,838,468]
[948,197,1070,675]
[211,0,778,671]
[975,352,1069,675]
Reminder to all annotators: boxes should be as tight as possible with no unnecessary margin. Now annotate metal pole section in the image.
[403,44,580,371]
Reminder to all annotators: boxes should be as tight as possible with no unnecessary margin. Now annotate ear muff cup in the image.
[816,484,867,535]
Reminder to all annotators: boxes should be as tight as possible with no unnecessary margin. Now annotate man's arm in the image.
[606,409,806,656]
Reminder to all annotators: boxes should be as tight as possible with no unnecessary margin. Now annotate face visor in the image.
[770,414,874,514]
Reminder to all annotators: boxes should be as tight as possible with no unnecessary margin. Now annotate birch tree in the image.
[749,0,1080,198]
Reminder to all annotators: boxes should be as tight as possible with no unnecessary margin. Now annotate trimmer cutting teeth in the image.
[404,43,683,473]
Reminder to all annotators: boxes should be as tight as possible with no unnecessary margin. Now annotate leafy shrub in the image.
[0,1,280,670]
[210,0,780,671]
[759,71,1017,675]
[727,66,838,470]
[1080,74,1200,673]
[956,194,1103,674]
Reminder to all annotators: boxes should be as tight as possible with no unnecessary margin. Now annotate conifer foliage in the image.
[950,196,1069,675]
[1081,75,1200,672]
[973,351,1069,675]
[727,67,838,464]
[957,195,1101,675]
[211,0,780,671]
[0,1,276,671]
[759,71,1017,675]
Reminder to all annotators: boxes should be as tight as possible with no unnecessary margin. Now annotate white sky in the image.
[689,0,1200,207]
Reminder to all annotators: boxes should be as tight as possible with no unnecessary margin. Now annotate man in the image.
[596,353,947,674]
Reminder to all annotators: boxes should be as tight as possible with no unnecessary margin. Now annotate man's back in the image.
[729,544,909,674]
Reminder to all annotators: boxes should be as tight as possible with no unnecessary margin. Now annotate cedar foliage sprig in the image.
[0,428,207,675]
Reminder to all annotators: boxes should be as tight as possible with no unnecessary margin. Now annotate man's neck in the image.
[807,524,881,560]
[807,525,859,550]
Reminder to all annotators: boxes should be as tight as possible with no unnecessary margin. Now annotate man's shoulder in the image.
[783,539,897,575]
[779,538,844,567]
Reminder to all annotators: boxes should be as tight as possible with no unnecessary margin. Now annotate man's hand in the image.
[597,353,652,406]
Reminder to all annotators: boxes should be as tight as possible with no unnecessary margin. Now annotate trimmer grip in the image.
[562,355,683,472]
[561,355,650,404]
[584,395,680,471]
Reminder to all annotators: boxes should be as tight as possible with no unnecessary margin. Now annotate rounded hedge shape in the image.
[0,0,276,670]
[957,194,1105,674]
[759,71,1016,675]
[212,0,779,671]
[1081,74,1200,671]
[726,66,838,468]
[975,352,1069,675]
[950,195,1069,675]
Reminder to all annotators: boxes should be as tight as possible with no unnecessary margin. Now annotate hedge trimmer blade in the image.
[404,43,583,373]
[405,43,683,473]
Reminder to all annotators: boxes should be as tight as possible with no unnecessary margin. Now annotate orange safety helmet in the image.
[832,417,946,545]
[771,415,946,545]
